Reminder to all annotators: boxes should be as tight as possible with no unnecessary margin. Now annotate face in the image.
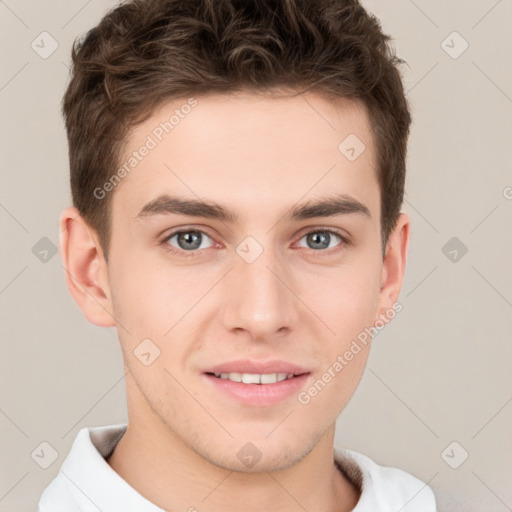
[77,91,407,472]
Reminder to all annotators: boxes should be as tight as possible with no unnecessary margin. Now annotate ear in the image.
[59,206,115,327]
[375,212,410,321]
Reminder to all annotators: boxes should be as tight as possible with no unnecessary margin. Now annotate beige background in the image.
[1,1,511,511]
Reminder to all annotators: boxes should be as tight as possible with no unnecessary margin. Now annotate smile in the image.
[212,372,295,384]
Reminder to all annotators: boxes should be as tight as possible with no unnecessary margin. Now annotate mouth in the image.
[207,372,298,384]
[203,361,310,405]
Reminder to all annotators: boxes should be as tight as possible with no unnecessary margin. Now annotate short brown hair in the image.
[62,0,411,261]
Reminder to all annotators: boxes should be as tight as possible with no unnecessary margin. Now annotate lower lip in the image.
[203,373,310,406]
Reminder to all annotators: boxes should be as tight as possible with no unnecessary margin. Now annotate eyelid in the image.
[162,226,213,240]
[296,225,349,240]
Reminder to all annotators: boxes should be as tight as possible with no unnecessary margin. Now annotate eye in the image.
[161,227,348,258]
[163,229,215,254]
[297,230,344,251]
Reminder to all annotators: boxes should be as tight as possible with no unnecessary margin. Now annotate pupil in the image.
[178,231,201,250]
[309,231,329,250]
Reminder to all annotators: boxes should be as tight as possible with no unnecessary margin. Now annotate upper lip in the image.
[205,360,310,376]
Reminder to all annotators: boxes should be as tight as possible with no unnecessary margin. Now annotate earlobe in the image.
[59,206,116,327]
[376,213,410,321]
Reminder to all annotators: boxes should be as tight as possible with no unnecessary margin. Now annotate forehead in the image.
[112,90,379,222]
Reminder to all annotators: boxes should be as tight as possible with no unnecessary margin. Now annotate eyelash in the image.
[161,227,350,258]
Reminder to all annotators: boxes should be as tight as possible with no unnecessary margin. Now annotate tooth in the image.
[242,373,261,384]
[260,373,278,384]
[217,372,296,384]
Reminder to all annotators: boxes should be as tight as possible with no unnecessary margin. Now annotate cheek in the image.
[107,262,175,363]
[109,255,217,371]
[303,259,382,337]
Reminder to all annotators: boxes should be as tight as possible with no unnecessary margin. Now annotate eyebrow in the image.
[135,193,371,223]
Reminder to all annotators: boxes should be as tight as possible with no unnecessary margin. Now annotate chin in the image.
[190,427,327,474]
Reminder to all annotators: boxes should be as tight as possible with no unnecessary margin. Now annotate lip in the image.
[205,360,310,376]
[203,360,311,406]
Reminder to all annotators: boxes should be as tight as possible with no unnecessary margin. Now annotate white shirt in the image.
[38,423,437,512]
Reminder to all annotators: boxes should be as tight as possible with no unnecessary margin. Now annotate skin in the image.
[60,90,409,512]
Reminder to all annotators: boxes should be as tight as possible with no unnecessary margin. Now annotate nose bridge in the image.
[221,236,297,336]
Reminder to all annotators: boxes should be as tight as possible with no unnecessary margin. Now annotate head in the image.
[60,0,411,472]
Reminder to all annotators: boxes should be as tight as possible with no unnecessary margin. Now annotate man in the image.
[38,0,437,510]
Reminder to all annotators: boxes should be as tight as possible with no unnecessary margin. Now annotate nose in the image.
[220,241,298,341]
